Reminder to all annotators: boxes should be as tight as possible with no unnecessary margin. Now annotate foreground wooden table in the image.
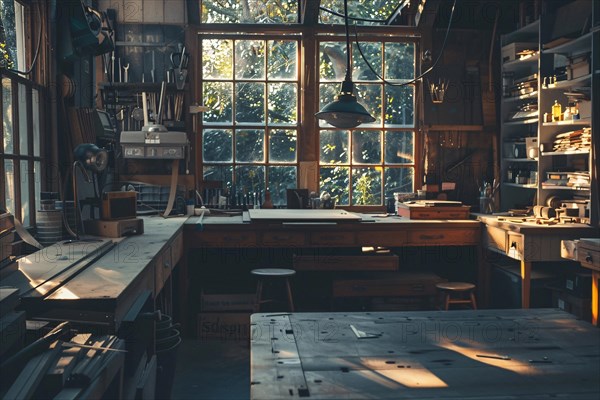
[251,309,599,399]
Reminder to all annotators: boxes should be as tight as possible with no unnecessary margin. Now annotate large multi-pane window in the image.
[1,1,44,226]
[200,37,299,206]
[318,39,416,206]
[199,1,419,208]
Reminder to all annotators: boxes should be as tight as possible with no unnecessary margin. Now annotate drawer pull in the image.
[164,262,171,269]
[419,234,444,240]
[511,242,517,248]
[585,254,593,263]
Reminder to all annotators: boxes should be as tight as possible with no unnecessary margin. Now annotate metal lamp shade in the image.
[73,143,108,172]
[316,92,375,129]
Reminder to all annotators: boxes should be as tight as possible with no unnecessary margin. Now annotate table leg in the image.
[592,271,599,326]
[520,260,531,308]
[477,245,490,308]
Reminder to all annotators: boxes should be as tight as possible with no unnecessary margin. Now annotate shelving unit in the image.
[499,1,596,221]
[500,19,540,211]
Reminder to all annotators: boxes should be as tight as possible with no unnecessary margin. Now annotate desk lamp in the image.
[71,143,108,239]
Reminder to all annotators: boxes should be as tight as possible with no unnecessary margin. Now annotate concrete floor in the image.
[171,339,250,400]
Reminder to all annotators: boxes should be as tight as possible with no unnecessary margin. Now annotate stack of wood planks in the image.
[0,210,17,278]
[1,331,126,399]
[0,287,26,360]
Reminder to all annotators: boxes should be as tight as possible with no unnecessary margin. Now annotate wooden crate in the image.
[397,202,471,220]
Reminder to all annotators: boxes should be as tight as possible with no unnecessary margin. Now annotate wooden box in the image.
[83,218,144,238]
[502,42,537,62]
[397,202,471,220]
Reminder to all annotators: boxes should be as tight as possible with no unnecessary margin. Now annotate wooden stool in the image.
[436,282,477,310]
[251,268,296,312]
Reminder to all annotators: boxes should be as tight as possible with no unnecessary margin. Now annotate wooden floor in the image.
[251,309,600,399]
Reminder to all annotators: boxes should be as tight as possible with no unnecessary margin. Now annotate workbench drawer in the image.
[506,232,524,260]
[484,226,507,253]
[293,254,398,271]
[261,232,306,246]
[309,231,355,246]
[407,229,479,245]
[155,246,173,295]
[355,231,408,247]
[578,246,600,271]
[195,232,258,247]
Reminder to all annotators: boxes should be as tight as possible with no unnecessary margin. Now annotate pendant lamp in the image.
[315,0,375,129]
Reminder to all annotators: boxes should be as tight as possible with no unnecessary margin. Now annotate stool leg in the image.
[444,293,450,311]
[285,278,295,312]
[470,292,477,310]
[255,280,263,312]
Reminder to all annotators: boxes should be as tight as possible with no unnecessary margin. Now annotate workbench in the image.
[3,216,186,332]
[251,309,600,399]
[182,211,481,331]
[478,215,598,308]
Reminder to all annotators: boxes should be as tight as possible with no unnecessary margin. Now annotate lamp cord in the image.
[353,0,457,87]
[343,0,352,82]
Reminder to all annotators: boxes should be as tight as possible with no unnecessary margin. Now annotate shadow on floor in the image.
[171,339,250,400]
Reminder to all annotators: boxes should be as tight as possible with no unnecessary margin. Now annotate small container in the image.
[551,100,562,122]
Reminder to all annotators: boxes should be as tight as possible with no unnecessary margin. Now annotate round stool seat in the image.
[436,282,475,292]
[435,282,477,310]
[251,268,296,277]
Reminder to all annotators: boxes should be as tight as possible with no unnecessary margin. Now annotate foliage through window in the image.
[319,38,416,206]
[201,0,299,24]
[201,37,299,206]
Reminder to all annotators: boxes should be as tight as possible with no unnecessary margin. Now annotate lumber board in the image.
[0,287,20,316]
[2,345,60,400]
[0,310,26,357]
[135,354,157,400]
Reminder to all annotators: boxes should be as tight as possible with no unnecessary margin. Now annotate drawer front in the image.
[261,232,306,247]
[578,246,600,271]
[484,226,507,252]
[309,231,356,246]
[407,229,479,245]
[410,209,470,220]
[356,231,408,247]
[194,231,258,247]
[506,232,524,260]
[155,247,173,295]
[170,232,184,265]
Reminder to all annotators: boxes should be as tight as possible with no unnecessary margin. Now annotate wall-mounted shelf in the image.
[542,118,591,127]
[503,183,537,189]
[499,2,596,216]
[541,149,590,156]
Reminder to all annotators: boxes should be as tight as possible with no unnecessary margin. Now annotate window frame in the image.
[192,21,422,210]
[316,33,421,208]
[197,32,302,205]
[1,69,47,226]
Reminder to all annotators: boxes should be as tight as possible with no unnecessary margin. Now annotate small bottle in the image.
[507,165,513,182]
[552,100,562,122]
[572,103,580,120]
[563,106,571,121]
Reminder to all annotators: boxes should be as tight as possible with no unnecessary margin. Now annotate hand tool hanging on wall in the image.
[123,63,129,83]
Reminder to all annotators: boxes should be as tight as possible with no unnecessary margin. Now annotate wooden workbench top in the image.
[478,215,597,234]
[251,309,600,399]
